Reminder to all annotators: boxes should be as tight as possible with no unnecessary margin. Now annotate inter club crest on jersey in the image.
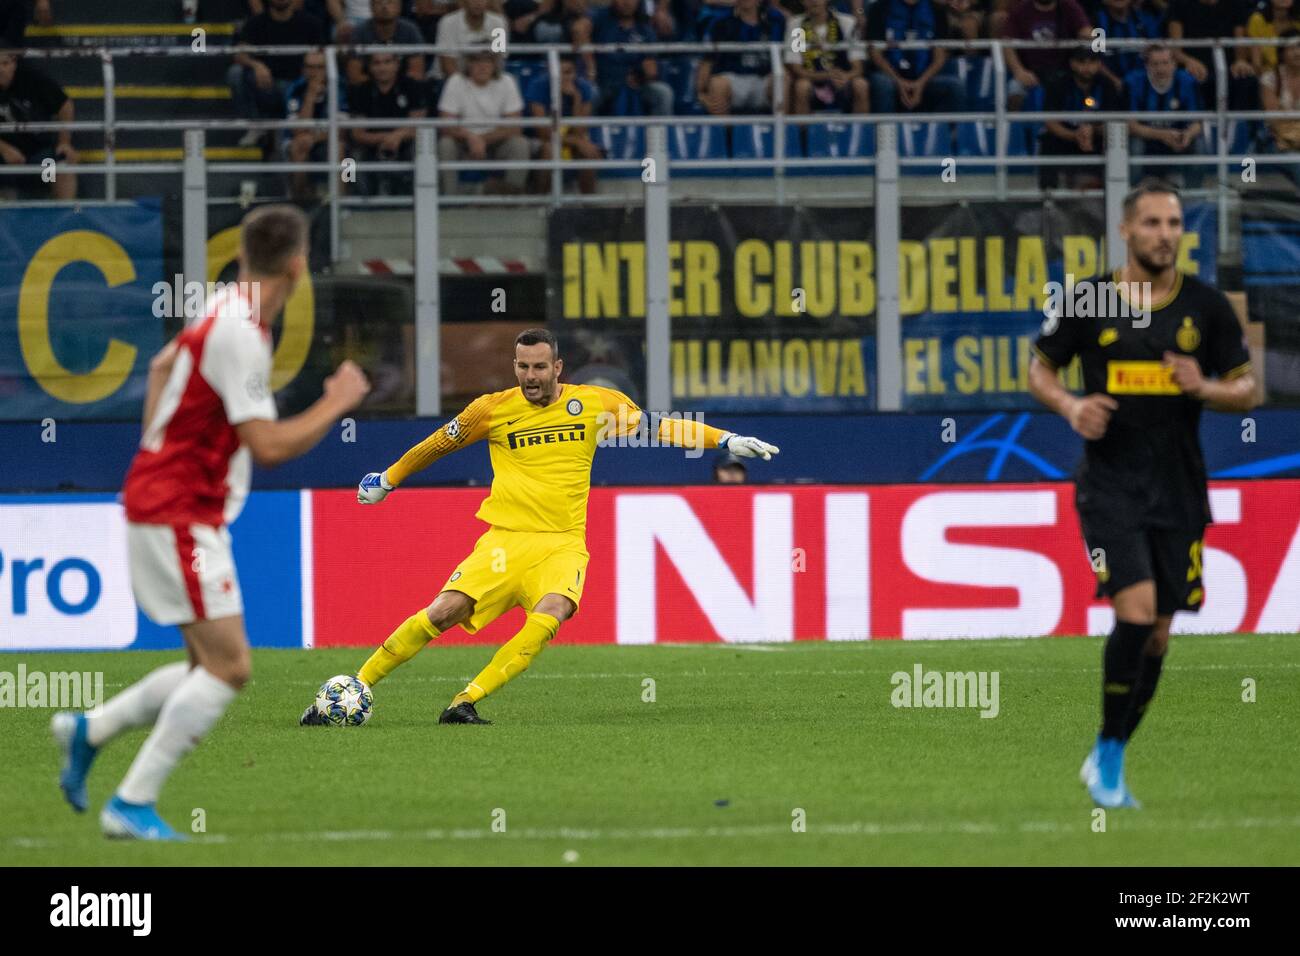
[567,399,583,415]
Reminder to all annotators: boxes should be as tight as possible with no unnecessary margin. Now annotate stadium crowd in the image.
[1,0,1297,197]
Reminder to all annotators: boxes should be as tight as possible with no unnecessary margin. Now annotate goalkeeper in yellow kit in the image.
[300,329,780,725]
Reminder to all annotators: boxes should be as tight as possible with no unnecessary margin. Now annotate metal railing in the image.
[3,37,1297,415]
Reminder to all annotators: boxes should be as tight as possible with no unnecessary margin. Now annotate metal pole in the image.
[771,43,785,206]
[992,40,1007,202]
[326,45,341,264]
[548,47,562,205]
[874,122,901,412]
[644,124,671,412]
[182,129,208,323]
[1212,44,1229,258]
[101,52,116,202]
[414,126,441,416]
[1105,121,1127,271]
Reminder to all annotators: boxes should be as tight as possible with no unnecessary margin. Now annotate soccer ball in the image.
[314,675,373,727]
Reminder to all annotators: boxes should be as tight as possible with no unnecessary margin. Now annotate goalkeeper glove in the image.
[357,471,393,504]
[719,433,781,461]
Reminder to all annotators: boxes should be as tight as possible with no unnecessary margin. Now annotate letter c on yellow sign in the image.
[19,230,138,404]
[207,225,314,391]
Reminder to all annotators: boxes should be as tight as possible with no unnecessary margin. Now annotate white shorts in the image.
[127,522,243,626]
[720,73,771,111]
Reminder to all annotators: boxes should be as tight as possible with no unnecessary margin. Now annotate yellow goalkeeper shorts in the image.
[440,527,589,634]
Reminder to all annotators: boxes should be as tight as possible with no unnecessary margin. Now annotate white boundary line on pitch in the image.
[274,662,1300,685]
[9,815,1300,850]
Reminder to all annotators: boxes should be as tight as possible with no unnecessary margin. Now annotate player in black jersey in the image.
[1029,180,1259,809]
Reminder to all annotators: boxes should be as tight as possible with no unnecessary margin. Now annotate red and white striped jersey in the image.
[123,285,277,527]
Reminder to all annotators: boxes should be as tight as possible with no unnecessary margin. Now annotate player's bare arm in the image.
[141,337,179,430]
[1028,355,1118,441]
[1163,351,1260,413]
[237,360,371,468]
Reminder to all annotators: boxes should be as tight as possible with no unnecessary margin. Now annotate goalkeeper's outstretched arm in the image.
[356,392,497,504]
[597,388,780,461]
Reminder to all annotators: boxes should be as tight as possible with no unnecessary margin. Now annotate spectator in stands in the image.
[1247,0,1300,76]
[1166,0,1254,108]
[407,0,459,43]
[349,50,427,193]
[648,0,679,40]
[229,0,327,148]
[434,0,507,80]
[1092,0,1161,90]
[1001,0,1092,108]
[786,0,869,114]
[283,49,347,199]
[866,0,967,115]
[1127,43,1203,187]
[0,45,76,199]
[700,0,785,39]
[942,0,993,45]
[1,0,29,47]
[331,0,377,41]
[696,0,785,115]
[346,0,426,85]
[526,54,602,193]
[437,49,529,193]
[1259,28,1300,185]
[697,0,737,39]
[1039,47,1118,188]
[590,0,675,116]
[713,451,747,483]
[506,0,595,79]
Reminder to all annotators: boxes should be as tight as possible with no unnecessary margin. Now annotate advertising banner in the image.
[548,202,1217,412]
[0,200,164,421]
[0,491,302,651]
[310,481,1300,646]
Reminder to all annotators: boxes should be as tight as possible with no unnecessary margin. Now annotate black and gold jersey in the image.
[1033,271,1252,531]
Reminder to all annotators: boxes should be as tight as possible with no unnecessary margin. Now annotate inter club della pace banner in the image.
[547,202,1217,413]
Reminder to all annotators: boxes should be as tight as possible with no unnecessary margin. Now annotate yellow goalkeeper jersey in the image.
[384,383,727,535]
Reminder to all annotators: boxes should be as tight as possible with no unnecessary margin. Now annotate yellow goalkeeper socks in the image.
[452,611,560,705]
[358,609,442,687]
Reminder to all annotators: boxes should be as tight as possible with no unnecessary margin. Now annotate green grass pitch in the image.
[4,633,1297,866]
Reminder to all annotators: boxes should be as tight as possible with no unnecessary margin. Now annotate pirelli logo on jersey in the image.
[1106,360,1181,395]
[507,423,586,450]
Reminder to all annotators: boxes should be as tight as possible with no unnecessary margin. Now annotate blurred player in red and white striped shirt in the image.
[52,205,370,841]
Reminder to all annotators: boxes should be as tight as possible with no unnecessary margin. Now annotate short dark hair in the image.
[1123,179,1181,219]
[1069,46,1101,62]
[240,204,309,276]
[515,327,559,360]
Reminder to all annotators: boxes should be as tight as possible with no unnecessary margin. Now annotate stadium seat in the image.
[960,55,996,112]
[506,60,544,95]
[596,124,647,177]
[660,56,701,113]
[804,121,873,159]
[728,123,803,162]
[898,121,955,163]
[668,123,727,171]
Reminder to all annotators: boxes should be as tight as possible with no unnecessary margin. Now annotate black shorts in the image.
[1078,520,1205,616]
